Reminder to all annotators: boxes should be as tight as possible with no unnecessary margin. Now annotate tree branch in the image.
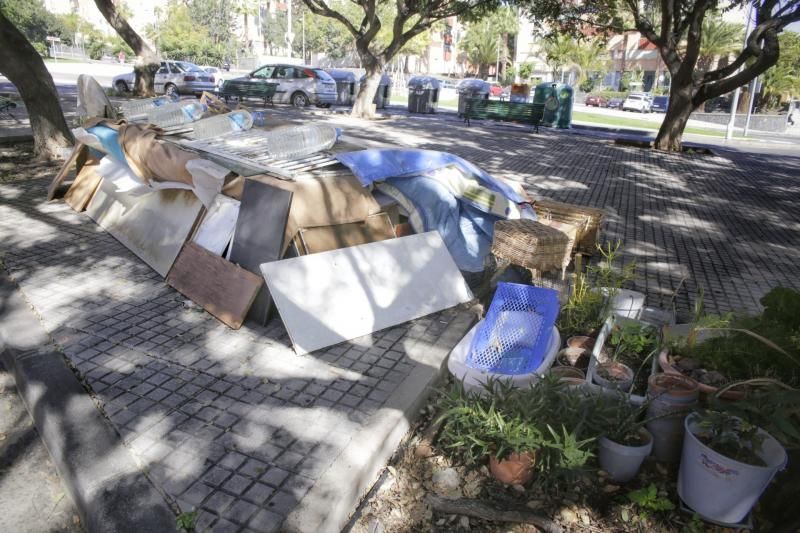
[302,0,361,37]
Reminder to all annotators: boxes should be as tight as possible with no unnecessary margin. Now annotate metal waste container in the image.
[358,73,392,109]
[326,69,357,106]
[457,78,490,116]
[533,82,574,128]
[407,76,440,114]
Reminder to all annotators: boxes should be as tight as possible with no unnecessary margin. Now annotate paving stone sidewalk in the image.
[0,180,474,532]
[295,111,800,317]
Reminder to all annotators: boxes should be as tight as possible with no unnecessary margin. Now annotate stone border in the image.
[0,274,177,533]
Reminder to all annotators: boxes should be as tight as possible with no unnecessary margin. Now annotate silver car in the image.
[240,64,337,107]
[111,60,216,96]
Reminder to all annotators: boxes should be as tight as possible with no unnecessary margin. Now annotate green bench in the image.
[0,95,18,120]
[464,99,545,133]
[218,80,278,107]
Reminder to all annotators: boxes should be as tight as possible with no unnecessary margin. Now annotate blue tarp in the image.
[334,149,526,204]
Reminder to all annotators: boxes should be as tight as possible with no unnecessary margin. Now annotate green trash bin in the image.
[533,82,574,128]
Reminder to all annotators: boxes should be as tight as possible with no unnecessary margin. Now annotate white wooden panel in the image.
[193,195,240,256]
[87,178,203,277]
[260,231,473,355]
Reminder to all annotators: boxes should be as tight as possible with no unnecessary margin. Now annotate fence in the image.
[49,44,89,61]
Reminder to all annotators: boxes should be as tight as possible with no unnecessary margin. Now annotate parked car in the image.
[201,65,228,89]
[233,64,337,107]
[704,96,731,113]
[622,94,651,112]
[111,60,216,96]
[606,97,624,109]
[585,94,608,107]
[489,83,504,97]
[651,96,669,113]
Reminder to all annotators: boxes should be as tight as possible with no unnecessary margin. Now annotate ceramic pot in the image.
[598,428,653,483]
[593,361,634,391]
[489,451,536,485]
[658,349,747,400]
[646,373,699,463]
[557,347,589,368]
[549,365,586,380]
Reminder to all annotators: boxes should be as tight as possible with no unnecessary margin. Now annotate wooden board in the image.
[296,213,395,255]
[167,242,263,329]
[259,231,473,355]
[229,179,293,325]
[47,142,84,201]
[86,179,203,278]
[64,159,103,212]
[193,195,240,256]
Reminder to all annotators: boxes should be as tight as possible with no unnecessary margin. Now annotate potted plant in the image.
[595,319,659,395]
[593,393,653,482]
[678,410,788,524]
[660,288,800,398]
[556,272,607,339]
[435,377,596,486]
[645,373,699,463]
[590,240,643,319]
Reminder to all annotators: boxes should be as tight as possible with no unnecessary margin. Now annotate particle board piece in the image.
[260,231,473,355]
[64,159,103,212]
[86,179,203,277]
[229,178,293,325]
[193,195,241,256]
[47,142,85,201]
[294,213,395,255]
[167,242,263,329]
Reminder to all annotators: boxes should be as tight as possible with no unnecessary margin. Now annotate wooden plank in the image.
[298,213,395,255]
[167,242,263,329]
[64,159,103,212]
[86,180,203,278]
[47,142,84,201]
[259,231,473,355]
[229,179,293,325]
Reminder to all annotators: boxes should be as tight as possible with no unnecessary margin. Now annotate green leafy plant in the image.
[627,483,675,512]
[609,321,658,363]
[694,410,767,466]
[589,240,637,292]
[556,273,607,338]
[589,391,649,445]
[435,376,598,482]
[176,510,198,531]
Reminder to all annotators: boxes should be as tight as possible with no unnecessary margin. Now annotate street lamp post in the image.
[725,5,753,140]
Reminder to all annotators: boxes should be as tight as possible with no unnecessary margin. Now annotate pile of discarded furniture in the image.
[49,75,604,357]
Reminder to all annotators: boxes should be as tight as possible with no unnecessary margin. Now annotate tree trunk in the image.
[94,0,159,97]
[654,78,695,151]
[0,12,74,160]
[351,60,383,119]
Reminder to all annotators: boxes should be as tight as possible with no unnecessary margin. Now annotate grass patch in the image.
[572,111,742,138]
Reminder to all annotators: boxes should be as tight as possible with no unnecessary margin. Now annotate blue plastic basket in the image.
[467,283,559,375]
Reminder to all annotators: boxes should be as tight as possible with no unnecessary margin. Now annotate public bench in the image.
[218,80,278,107]
[464,99,545,133]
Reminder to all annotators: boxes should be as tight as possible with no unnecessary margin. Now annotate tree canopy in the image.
[460,6,518,78]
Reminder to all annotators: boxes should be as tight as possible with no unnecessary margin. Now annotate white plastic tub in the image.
[447,323,560,393]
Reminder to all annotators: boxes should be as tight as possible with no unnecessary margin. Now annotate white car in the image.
[622,94,651,113]
[201,66,228,89]
[111,60,216,96]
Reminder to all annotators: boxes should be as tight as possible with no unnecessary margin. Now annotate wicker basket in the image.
[534,199,605,255]
[492,219,571,273]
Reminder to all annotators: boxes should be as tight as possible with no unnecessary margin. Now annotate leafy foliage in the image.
[176,510,198,530]
[694,411,767,466]
[761,31,800,110]
[556,272,607,338]
[435,377,598,484]
[460,7,518,77]
[626,484,675,512]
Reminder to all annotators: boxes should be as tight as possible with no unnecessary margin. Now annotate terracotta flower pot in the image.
[593,361,634,391]
[489,451,536,485]
[658,349,747,400]
[557,348,590,369]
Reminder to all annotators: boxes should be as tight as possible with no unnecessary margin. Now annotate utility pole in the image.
[743,77,758,137]
[495,35,501,82]
[302,10,306,63]
[726,5,753,140]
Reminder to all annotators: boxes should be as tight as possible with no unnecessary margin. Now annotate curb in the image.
[283,307,478,533]
[0,274,177,533]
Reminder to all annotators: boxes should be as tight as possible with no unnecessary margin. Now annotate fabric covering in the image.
[245,174,383,255]
[335,149,535,272]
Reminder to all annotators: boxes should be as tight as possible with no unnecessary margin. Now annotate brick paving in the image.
[299,111,800,317]
[1,115,799,531]
[0,180,473,532]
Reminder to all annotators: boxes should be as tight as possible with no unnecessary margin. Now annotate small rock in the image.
[559,508,578,524]
[580,512,591,525]
[512,484,526,493]
[432,468,461,496]
[656,463,669,476]
[603,484,620,493]
[526,499,543,510]
[436,518,446,526]
[415,441,434,458]
[459,516,470,529]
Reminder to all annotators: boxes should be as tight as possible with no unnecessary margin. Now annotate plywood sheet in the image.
[47,142,84,201]
[297,213,395,255]
[260,231,473,355]
[86,179,203,277]
[193,195,240,256]
[167,242,263,329]
[64,159,103,212]
[229,179,293,325]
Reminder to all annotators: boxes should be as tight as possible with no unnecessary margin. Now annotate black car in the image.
[607,97,624,109]
[651,96,669,113]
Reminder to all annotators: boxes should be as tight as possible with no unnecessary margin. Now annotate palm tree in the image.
[540,34,575,81]
[461,7,518,78]
[698,17,743,72]
[571,38,608,86]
